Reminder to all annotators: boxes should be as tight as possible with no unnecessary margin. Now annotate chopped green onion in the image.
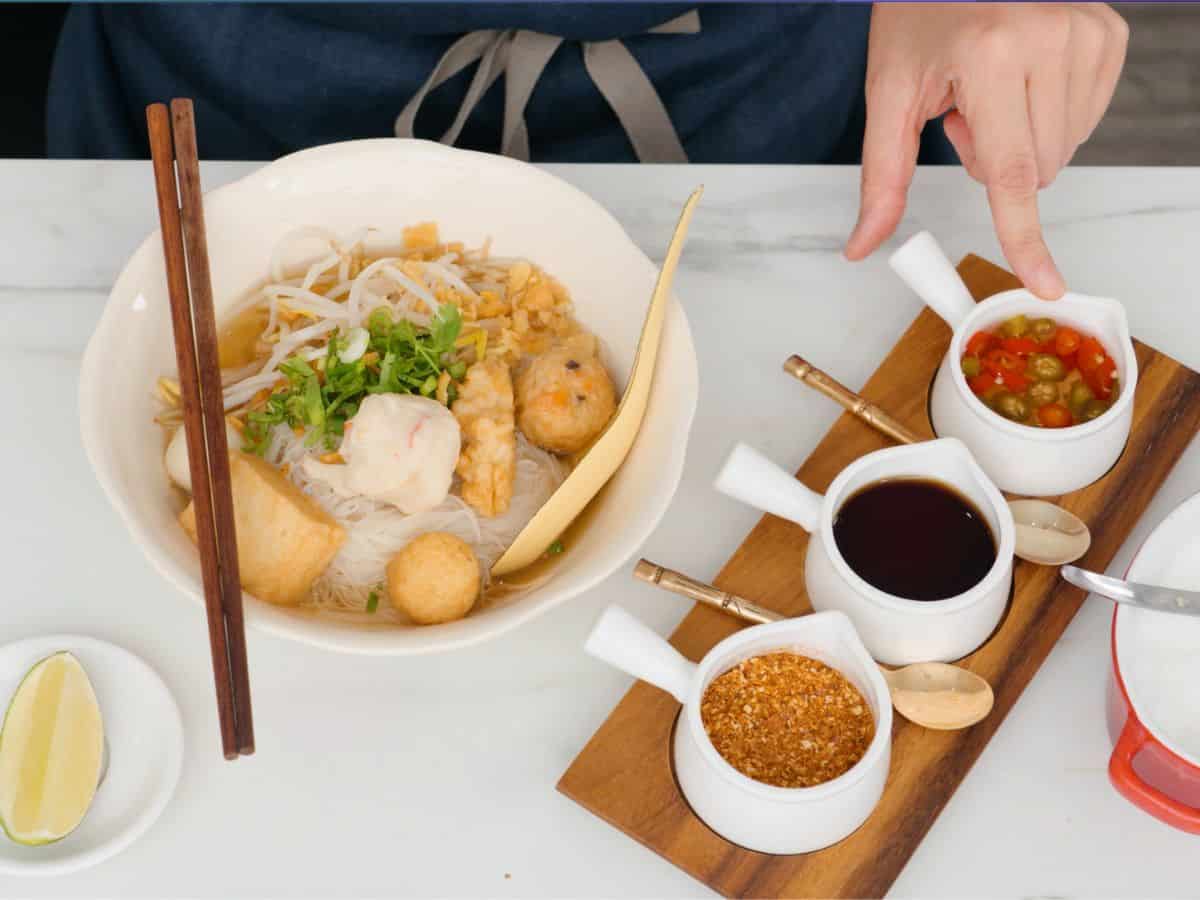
[367,307,393,335]
[366,590,380,614]
[547,540,565,556]
[448,361,468,380]
[241,305,463,455]
[303,375,325,426]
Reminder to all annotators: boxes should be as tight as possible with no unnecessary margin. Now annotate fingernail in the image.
[1030,260,1066,299]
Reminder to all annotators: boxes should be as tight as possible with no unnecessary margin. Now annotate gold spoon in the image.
[634,559,994,730]
[782,355,1092,567]
[491,188,702,576]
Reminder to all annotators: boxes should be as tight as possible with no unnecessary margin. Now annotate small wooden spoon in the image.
[633,559,995,730]
[782,355,1091,567]
[491,188,703,576]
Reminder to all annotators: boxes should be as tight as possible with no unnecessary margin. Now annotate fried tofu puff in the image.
[180,452,345,606]
[516,341,617,455]
[451,357,516,517]
[386,532,480,625]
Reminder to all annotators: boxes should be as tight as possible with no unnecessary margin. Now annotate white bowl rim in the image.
[79,138,700,655]
[945,289,1138,441]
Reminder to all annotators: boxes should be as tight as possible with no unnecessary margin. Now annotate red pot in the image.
[1107,497,1200,834]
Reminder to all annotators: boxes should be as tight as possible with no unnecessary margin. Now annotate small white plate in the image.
[0,635,183,877]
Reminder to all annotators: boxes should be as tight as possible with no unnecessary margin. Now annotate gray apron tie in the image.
[394,10,700,163]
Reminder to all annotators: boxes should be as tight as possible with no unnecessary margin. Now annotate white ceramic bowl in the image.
[892,231,1137,497]
[80,139,699,655]
[586,606,891,855]
[714,438,1015,665]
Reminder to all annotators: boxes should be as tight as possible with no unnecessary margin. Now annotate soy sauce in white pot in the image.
[833,478,996,601]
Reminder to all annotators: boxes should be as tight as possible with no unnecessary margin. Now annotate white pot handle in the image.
[584,605,695,704]
[713,442,822,533]
[889,231,977,330]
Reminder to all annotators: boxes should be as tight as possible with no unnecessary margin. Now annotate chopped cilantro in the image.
[243,304,464,454]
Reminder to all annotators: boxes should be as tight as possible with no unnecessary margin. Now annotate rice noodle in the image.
[172,223,589,623]
[266,427,567,618]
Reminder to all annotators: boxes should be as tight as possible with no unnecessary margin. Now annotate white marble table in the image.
[2,161,1197,898]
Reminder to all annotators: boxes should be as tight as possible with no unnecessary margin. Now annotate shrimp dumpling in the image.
[303,394,460,514]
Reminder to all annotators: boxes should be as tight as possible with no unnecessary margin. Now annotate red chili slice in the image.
[998,371,1030,394]
[968,371,999,396]
[1037,403,1073,428]
[982,348,1024,376]
[1055,327,1082,357]
[965,331,996,357]
[1088,357,1118,399]
[1077,338,1108,377]
[1001,337,1039,357]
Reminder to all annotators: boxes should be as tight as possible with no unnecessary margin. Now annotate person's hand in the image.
[844,3,1128,298]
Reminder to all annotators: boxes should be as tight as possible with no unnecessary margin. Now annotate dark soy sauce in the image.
[832,478,996,601]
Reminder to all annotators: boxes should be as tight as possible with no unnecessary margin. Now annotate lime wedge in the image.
[0,652,104,845]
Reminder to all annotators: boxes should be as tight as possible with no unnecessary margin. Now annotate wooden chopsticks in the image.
[147,99,254,759]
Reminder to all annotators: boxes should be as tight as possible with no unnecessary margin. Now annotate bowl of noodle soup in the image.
[80,139,698,654]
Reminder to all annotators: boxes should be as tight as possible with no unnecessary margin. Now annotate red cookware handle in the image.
[1109,716,1200,833]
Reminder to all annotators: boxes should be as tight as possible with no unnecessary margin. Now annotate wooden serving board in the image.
[558,255,1200,899]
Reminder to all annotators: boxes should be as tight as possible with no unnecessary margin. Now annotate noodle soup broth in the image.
[156,223,622,627]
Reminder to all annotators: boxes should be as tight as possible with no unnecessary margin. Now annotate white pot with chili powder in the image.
[586,606,892,854]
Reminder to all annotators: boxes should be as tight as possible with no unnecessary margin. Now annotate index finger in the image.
[845,75,922,261]
[967,75,1065,298]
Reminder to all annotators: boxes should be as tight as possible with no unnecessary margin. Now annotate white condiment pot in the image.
[889,231,1137,497]
[585,606,892,854]
[714,438,1015,665]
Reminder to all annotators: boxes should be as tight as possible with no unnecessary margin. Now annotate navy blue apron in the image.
[48,3,953,164]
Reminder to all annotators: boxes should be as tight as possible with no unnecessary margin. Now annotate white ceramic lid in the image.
[1116,493,1200,768]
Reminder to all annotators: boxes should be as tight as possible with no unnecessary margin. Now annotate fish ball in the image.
[516,346,616,455]
[387,532,481,625]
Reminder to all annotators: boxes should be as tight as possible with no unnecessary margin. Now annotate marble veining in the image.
[0,161,1198,899]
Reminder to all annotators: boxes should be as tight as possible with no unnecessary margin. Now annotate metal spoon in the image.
[634,559,995,730]
[783,355,1092,566]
